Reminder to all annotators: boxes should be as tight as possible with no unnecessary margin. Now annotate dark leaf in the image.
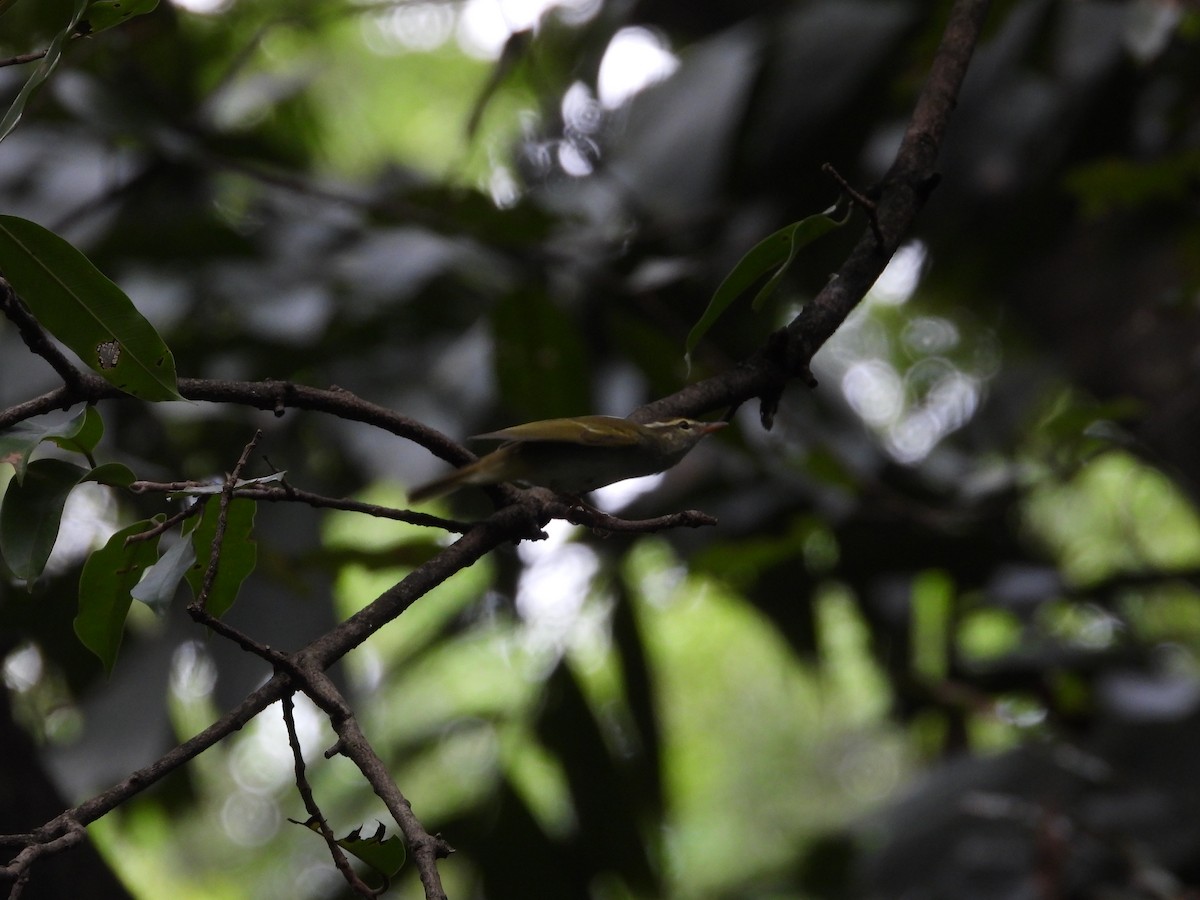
[0,457,87,582]
[685,206,848,366]
[0,0,87,142]
[0,406,102,484]
[75,518,162,675]
[185,498,257,618]
[0,215,182,400]
[289,818,406,878]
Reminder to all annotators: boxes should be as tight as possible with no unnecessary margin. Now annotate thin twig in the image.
[633,0,993,428]
[190,430,262,613]
[0,282,86,391]
[243,484,472,532]
[298,664,452,900]
[557,502,718,533]
[0,819,85,897]
[186,603,288,665]
[282,695,379,897]
[0,48,49,69]
[128,479,471,533]
[124,499,205,544]
[822,162,882,246]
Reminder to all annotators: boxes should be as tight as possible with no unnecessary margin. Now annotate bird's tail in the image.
[408,466,471,504]
[409,454,495,503]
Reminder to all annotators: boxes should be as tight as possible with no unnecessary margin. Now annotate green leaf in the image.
[75,519,162,675]
[684,205,848,367]
[289,819,407,879]
[83,461,136,488]
[131,535,195,614]
[0,0,88,143]
[76,0,157,35]
[0,458,87,582]
[185,498,257,618]
[0,457,137,583]
[0,215,182,401]
[46,405,104,457]
[0,407,101,484]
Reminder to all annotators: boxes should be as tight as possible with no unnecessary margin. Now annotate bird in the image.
[408,414,726,503]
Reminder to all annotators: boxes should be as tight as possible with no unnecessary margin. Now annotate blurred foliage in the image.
[3,0,1200,899]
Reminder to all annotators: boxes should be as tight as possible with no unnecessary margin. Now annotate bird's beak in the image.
[700,421,729,435]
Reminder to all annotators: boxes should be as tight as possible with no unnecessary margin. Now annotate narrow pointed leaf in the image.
[0,458,87,581]
[75,519,162,674]
[0,0,88,143]
[131,535,195,614]
[684,206,848,366]
[185,497,257,618]
[747,216,835,312]
[0,215,182,400]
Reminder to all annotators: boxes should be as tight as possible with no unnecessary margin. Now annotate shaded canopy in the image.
[2,1,1200,898]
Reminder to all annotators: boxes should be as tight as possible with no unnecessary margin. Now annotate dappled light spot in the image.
[46,482,121,575]
[219,792,280,848]
[516,521,603,665]
[842,359,903,427]
[562,81,603,135]
[489,164,521,207]
[458,0,603,59]
[169,640,218,703]
[594,472,665,512]
[2,642,42,692]
[902,315,959,355]
[367,1,456,54]
[870,240,926,306]
[821,236,989,463]
[598,26,680,109]
[169,0,232,14]
[557,138,596,176]
[885,408,941,463]
[885,371,980,463]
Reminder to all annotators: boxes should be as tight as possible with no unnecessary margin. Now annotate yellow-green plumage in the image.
[408,415,725,503]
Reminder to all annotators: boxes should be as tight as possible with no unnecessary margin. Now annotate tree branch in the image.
[281,694,381,898]
[128,480,471,533]
[0,494,536,894]
[0,283,87,393]
[0,2,994,895]
[0,374,472,466]
[633,0,992,428]
[0,48,50,70]
[300,664,453,900]
[191,429,262,613]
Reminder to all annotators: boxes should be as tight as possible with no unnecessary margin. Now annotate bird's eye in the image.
[678,421,692,431]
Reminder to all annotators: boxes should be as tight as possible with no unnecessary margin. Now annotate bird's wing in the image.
[472,416,640,446]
